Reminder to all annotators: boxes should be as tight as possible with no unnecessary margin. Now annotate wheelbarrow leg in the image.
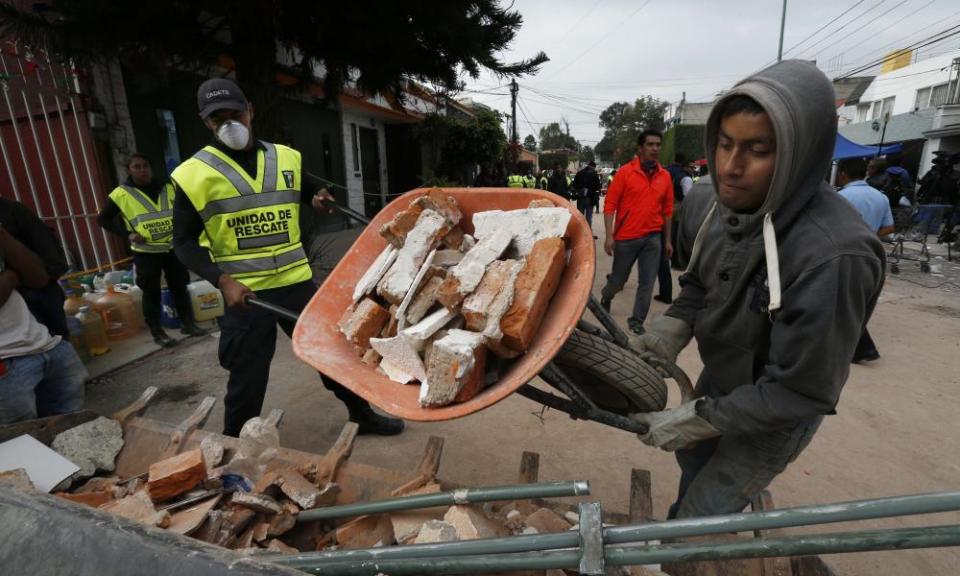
[586,294,631,348]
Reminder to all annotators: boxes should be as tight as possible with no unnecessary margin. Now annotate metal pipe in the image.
[247,297,301,323]
[287,524,960,575]
[296,481,590,523]
[0,56,43,212]
[20,87,68,247]
[277,491,960,567]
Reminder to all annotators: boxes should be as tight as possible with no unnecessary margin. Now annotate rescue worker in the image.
[537,170,549,190]
[523,169,537,189]
[172,78,404,437]
[507,171,525,188]
[98,153,206,347]
[632,61,885,519]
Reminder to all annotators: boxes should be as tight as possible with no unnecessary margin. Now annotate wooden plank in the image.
[518,451,540,484]
[390,436,445,496]
[158,396,216,461]
[112,387,159,425]
[751,490,794,576]
[629,468,653,523]
[315,422,359,487]
[0,410,97,445]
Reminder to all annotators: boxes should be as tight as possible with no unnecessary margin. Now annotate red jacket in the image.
[604,158,673,241]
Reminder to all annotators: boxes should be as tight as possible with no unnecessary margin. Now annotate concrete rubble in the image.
[51,416,124,481]
[339,190,570,408]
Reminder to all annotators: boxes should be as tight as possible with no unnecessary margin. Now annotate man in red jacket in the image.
[601,129,674,335]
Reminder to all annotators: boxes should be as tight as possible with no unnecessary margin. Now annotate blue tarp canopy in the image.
[833,133,902,160]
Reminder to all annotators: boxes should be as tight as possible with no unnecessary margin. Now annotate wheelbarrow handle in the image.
[245,296,301,323]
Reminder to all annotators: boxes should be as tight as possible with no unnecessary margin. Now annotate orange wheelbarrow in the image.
[248,188,695,434]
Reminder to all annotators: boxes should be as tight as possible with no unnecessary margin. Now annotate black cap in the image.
[197,78,248,119]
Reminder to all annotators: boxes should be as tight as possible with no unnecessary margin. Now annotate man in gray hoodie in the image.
[632,60,885,519]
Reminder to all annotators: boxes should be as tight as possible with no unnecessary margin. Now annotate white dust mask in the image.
[217,120,250,151]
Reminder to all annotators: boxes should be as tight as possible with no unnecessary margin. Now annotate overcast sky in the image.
[461,0,960,147]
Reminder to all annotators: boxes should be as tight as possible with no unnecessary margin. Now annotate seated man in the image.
[0,222,86,424]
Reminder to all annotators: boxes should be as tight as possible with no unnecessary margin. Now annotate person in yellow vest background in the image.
[171,78,404,438]
[98,153,207,347]
[523,169,537,189]
[507,171,525,188]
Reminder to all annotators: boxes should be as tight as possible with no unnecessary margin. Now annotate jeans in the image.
[668,416,822,519]
[656,238,672,301]
[601,233,662,330]
[0,340,87,425]
[133,251,193,332]
[578,200,594,228]
[217,280,370,436]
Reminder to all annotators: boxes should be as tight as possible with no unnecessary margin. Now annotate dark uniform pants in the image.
[217,280,367,436]
[133,251,193,332]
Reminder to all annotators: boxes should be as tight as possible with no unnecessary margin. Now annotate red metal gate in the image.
[0,40,120,271]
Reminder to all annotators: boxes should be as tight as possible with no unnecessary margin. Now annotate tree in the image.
[538,122,578,151]
[522,134,538,152]
[0,1,548,139]
[579,145,595,164]
[595,96,669,165]
[417,107,506,185]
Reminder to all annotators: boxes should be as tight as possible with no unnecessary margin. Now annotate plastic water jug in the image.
[187,280,225,321]
[63,288,86,317]
[76,305,109,356]
[160,286,181,328]
[96,284,141,339]
[65,315,90,362]
[113,283,145,328]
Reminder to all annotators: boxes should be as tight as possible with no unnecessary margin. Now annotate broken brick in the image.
[463,260,523,338]
[443,505,508,540]
[528,199,556,208]
[500,237,566,352]
[336,514,395,549]
[353,245,398,303]
[440,225,466,250]
[146,448,207,503]
[56,490,113,508]
[267,511,297,538]
[274,469,323,510]
[361,347,381,366]
[414,520,460,544]
[339,298,390,350]
[523,508,572,534]
[378,209,452,304]
[437,227,513,309]
[101,490,170,528]
[472,207,571,257]
[233,491,283,515]
[406,275,444,325]
[420,330,487,407]
[0,468,35,491]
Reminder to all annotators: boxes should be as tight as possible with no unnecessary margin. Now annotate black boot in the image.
[180,321,208,337]
[347,402,405,436]
[151,328,177,348]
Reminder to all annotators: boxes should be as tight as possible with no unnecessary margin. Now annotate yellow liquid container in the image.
[187,280,225,322]
[76,305,110,356]
[96,284,141,339]
[63,289,86,317]
[113,283,145,329]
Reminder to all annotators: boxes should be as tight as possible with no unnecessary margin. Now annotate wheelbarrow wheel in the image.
[546,330,668,414]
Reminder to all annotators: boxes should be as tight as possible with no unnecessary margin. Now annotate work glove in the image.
[634,314,693,363]
[630,399,720,452]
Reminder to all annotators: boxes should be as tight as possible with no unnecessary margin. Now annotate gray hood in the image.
[687,60,837,313]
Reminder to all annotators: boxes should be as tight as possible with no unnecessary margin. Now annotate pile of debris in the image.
[340,189,571,408]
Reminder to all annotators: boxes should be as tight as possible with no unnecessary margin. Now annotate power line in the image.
[836,23,960,78]
[771,0,870,64]
[835,6,960,72]
[543,0,607,53]
[793,0,890,59]
[805,0,911,61]
[819,0,937,67]
[544,0,654,79]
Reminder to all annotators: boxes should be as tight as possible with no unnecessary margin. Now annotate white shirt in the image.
[0,289,60,359]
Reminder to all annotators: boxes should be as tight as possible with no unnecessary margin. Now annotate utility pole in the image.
[777,0,788,62]
[510,79,519,144]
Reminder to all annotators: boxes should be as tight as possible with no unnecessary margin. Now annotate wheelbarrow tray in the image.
[292,187,596,421]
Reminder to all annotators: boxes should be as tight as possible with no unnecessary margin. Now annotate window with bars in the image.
[915,87,932,110]
[930,81,958,108]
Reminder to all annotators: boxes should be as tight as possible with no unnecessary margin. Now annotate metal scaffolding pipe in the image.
[290,524,960,575]
[277,490,960,567]
[296,481,590,523]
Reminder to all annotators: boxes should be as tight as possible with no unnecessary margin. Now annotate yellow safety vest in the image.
[523,175,537,188]
[171,142,312,291]
[538,176,548,190]
[108,183,175,253]
[507,174,524,188]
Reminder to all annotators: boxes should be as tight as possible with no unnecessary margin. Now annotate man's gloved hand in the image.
[634,314,693,363]
[631,399,720,452]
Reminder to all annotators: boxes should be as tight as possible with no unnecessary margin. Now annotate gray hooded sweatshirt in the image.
[669,60,885,435]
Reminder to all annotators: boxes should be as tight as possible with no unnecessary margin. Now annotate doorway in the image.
[359,126,382,218]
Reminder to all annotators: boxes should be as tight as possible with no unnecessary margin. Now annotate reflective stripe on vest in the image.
[109,183,174,253]
[172,142,311,291]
